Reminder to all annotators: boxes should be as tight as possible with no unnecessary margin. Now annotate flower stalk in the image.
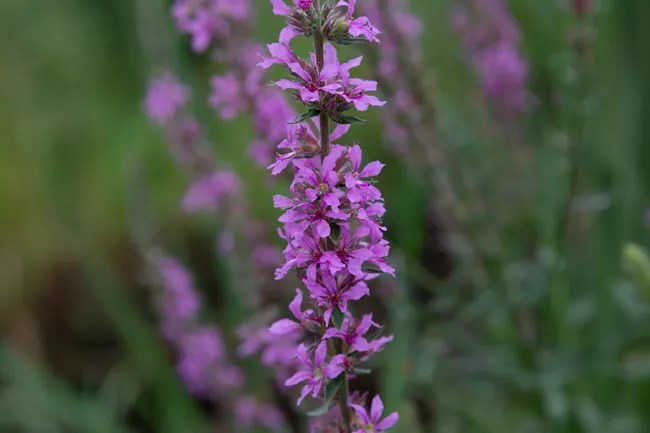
[263,0,398,431]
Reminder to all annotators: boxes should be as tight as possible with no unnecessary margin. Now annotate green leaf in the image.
[329,223,341,243]
[307,375,343,417]
[332,307,345,330]
[289,108,321,124]
[623,243,650,291]
[330,115,368,125]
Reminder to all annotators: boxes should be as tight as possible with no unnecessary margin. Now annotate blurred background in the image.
[1,0,649,432]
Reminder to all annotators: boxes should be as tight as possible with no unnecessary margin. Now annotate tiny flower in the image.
[285,341,347,405]
[275,60,340,103]
[181,170,241,214]
[337,0,381,43]
[269,289,315,334]
[304,273,369,324]
[145,73,189,125]
[344,144,384,203]
[323,314,376,352]
[269,121,350,175]
[350,395,399,433]
[258,27,300,69]
[209,73,246,119]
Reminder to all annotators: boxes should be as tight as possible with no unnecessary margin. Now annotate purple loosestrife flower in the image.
[350,395,399,433]
[337,0,381,42]
[262,0,397,429]
[181,170,241,214]
[173,0,250,52]
[285,341,347,405]
[452,0,530,115]
[269,121,350,175]
[156,257,244,398]
[324,314,392,354]
[145,73,190,125]
[235,397,286,431]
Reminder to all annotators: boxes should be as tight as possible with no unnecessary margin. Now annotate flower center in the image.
[318,183,329,194]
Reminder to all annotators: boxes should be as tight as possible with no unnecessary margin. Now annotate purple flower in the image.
[145,73,189,125]
[209,73,247,119]
[181,170,241,213]
[337,0,381,42]
[350,395,399,433]
[269,289,315,334]
[172,0,250,52]
[258,27,300,69]
[176,327,226,396]
[275,60,340,103]
[452,0,530,115]
[269,121,349,175]
[477,42,528,113]
[304,273,369,324]
[323,314,376,352]
[235,397,286,431]
[285,341,346,405]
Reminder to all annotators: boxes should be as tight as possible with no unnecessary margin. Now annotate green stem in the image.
[313,1,330,158]
[313,4,350,431]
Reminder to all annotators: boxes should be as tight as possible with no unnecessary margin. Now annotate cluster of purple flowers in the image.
[262,1,398,431]
[452,0,530,115]
[172,0,250,53]
[361,0,428,155]
[156,257,285,429]
[172,0,296,167]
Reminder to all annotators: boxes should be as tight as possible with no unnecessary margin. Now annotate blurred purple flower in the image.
[452,0,530,115]
[181,170,241,214]
[350,395,399,433]
[145,73,189,125]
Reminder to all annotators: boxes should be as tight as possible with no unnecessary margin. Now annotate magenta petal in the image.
[269,319,300,335]
[344,282,369,301]
[296,384,312,406]
[350,404,370,425]
[360,161,385,178]
[330,124,351,141]
[270,0,291,16]
[316,219,331,238]
[285,370,311,387]
[273,194,294,209]
[376,412,399,430]
[288,289,304,320]
[370,395,384,421]
[323,363,344,379]
[314,341,327,367]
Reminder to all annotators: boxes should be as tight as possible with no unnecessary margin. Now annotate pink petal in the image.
[330,124,351,141]
[273,194,294,209]
[314,341,327,367]
[360,161,385,178]
[316,219,331,238]
[288,289,304,320]
[285,370,311,386]
[269,319,300,335]
[270,0,291,16]
[350,404,370,425]
[376,412,399,430]
[296,384,312,405]
[370,395,384,421]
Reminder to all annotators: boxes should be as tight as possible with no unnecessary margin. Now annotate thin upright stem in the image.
[337,371,352,432]
[313,4,350,432]
[313,1,330,158]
